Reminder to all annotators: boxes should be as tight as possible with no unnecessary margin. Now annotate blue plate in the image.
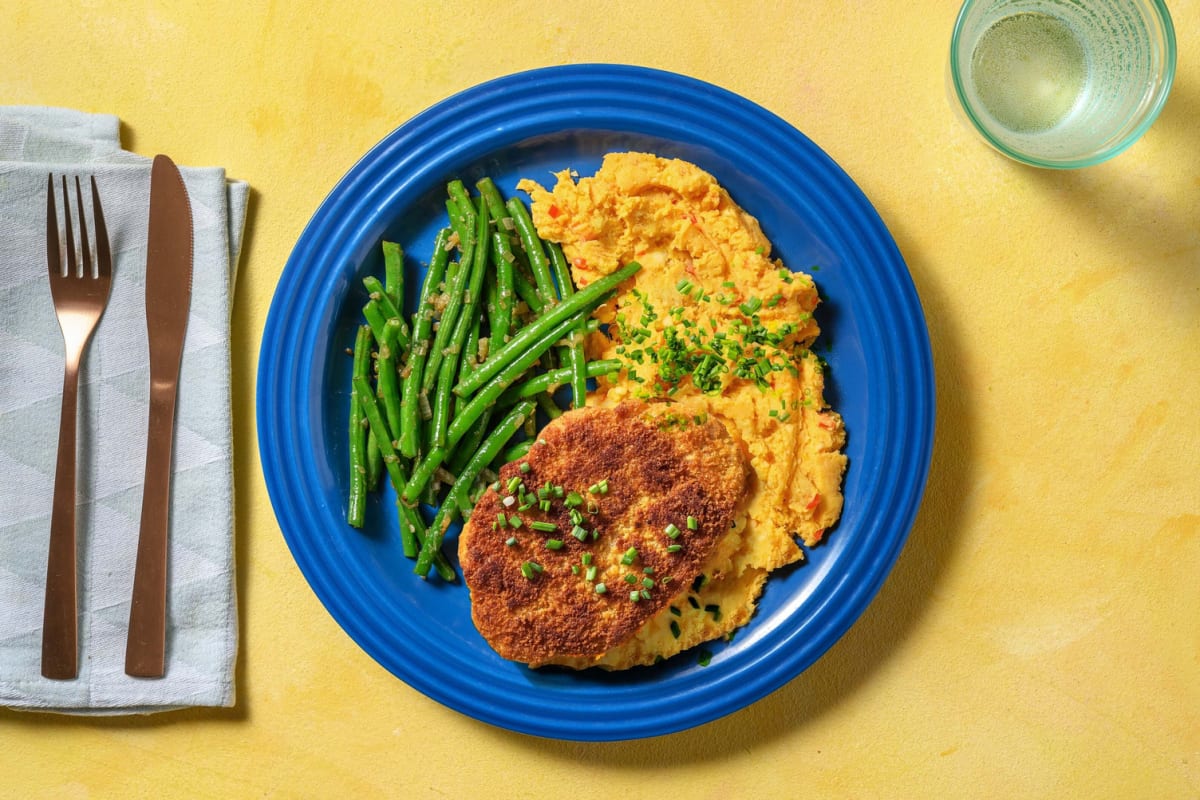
[258,65,934,741]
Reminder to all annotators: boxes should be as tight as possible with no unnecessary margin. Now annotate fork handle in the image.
[42,355,82,680]
[125,381,179,678]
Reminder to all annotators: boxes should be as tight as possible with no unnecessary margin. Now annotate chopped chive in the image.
[642,577,655,589]
[698,650,713,666]
[539,499,552,513]
[582,553,593,566]
[688,596,701,609]
[624,574,638,585]
[505,536,517,547]
[571,525,589,542]
[571,565,580,575]
[506,476,522,493]
[687,516,698,530]
[630,591,641,602]
[520,561,538,579]
[509,515,523,528]
[620,547,638,565]
[669,605,681,617]
[667,544,683,553]
[490,481,502,492]
[643,566,655,574]
[564,491,583,508]
[595,583,608,594]
[519,462,531,474]
[545,538,564,550]
[640,589,651,600]
[585,566,597,581]
[664,523,680,538]
[496,513,508,529]
[530,520,558,533]
[552,485,564,498]
[569,509,584,525]
[670,620,681,639]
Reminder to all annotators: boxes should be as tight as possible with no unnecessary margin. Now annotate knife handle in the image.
[125,381,178,678]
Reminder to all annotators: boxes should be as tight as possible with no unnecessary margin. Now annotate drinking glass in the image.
[949,0,1176,168]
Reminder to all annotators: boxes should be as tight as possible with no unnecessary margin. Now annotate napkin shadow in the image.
[1025,77,1200,319]
[480,223,974,760]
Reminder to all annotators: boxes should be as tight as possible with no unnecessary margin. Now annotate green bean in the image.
[365,429,382,491]
[400,228,451,458]
[494,358,621,406]
[447,407,493,476]
[505,196,557,308]
[483,270,500,342]
[460,314,481,381]
[431,304,470,448]
[361,299,388,344]
[445,197,471,243]
[546,240,588,408]
[475,177,510,230]
[353,376,419,556]
[477,178,519,342]
[511,266,544,316]
[536,392,563,421]
[422,203,479,395]
[403,307,594,505]
[494,438,532,466]
[432,195,489,447]
[453,261,642,398]
[489,230,516,344]
[447,180,476,231]
[347,325,372,528]
[414,400,535,577]
[382,240,404,308]
[362,276,409,350]
[375,319,404,446]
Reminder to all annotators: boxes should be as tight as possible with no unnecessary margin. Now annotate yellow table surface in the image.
[4,2,1198,797]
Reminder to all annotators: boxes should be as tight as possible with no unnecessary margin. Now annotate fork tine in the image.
[74,177,92,279]
[61,176,77,278]
[90,177,111,281]
[46,174,61,278]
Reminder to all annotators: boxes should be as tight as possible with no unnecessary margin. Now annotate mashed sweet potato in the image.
[516,152,847,665]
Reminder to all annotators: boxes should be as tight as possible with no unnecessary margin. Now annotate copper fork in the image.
[41,175,112,680]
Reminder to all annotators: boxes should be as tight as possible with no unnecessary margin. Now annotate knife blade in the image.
[126,154,193,678]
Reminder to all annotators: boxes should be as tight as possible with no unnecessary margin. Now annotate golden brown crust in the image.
[458,400,748,668]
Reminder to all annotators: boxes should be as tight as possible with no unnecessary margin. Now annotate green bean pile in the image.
[346,176,643,580]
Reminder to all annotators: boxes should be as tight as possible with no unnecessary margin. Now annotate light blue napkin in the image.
[0,107,246,712]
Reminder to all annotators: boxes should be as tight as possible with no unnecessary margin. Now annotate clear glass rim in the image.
[949,0,1177,169]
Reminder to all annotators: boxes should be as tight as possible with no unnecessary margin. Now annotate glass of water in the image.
[949,0,1176,168]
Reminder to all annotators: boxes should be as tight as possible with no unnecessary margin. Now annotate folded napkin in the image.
[0,107,246,713]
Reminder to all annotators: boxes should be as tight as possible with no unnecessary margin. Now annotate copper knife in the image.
[126,155,193,678]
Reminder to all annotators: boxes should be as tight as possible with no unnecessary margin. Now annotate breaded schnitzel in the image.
[459,400,748,669]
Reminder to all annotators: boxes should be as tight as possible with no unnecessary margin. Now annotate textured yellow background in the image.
[4,2,1198,798]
